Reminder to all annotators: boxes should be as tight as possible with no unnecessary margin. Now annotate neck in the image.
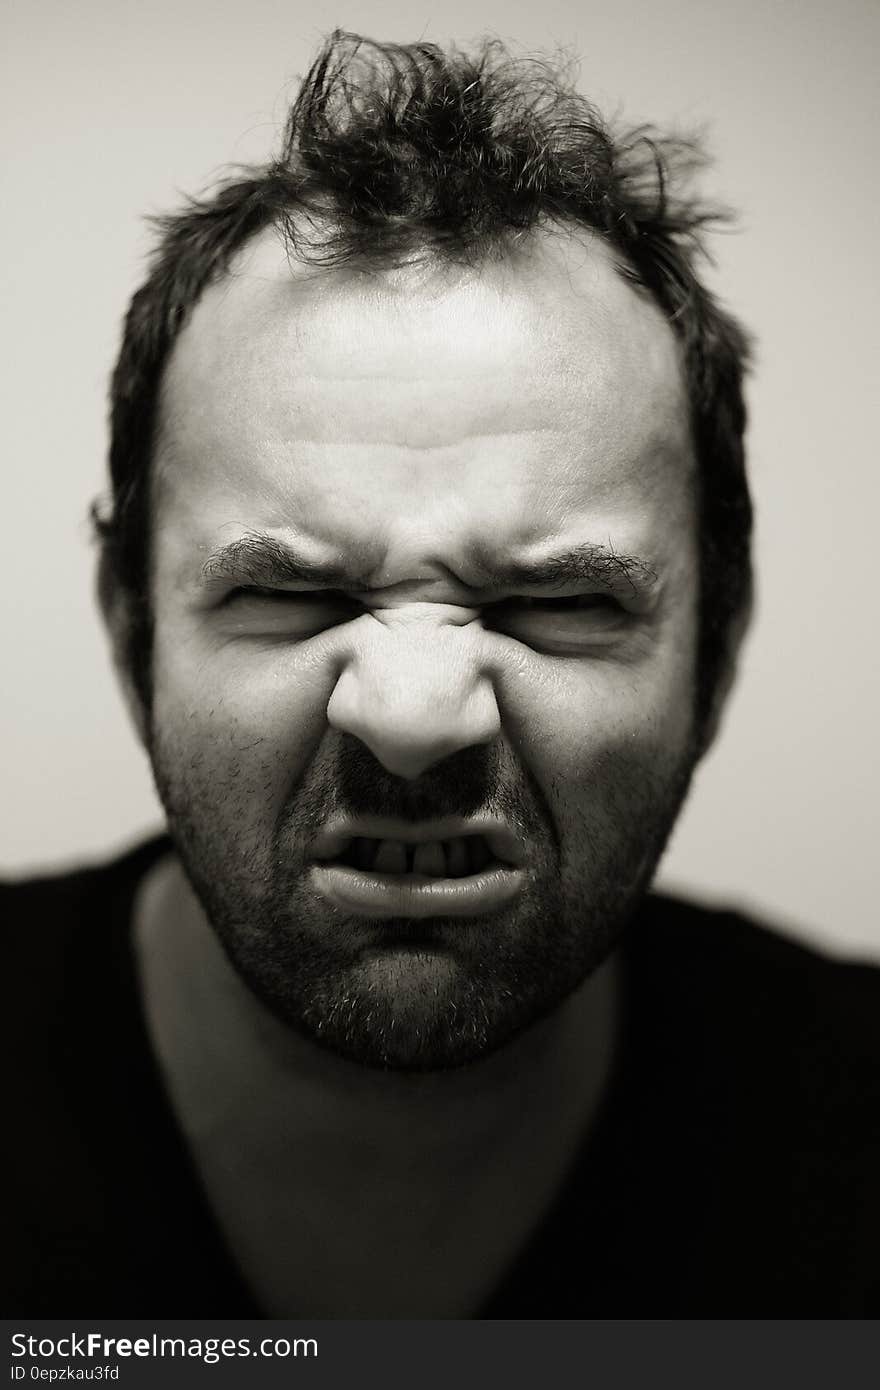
[134,852,620,1315]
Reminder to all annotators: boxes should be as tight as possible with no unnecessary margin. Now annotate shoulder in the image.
[1,835,172,1011]
[2,833,171,897]
[617,893,880,1313]
[2,835,171,925]
[636,890,880,1043]
[631,890,880,1132]
[1,836,173,1314]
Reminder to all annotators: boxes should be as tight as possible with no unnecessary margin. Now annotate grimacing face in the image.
[133,226,701,1070]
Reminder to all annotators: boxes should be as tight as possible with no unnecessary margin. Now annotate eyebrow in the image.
[202,534,375,589]
[476,543,659,598]
[201,532,658,598]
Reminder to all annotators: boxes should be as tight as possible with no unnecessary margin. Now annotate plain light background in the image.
[3,0,878,958]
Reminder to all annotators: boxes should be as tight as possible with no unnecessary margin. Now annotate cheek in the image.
[494,645,696,817]
[150,633,341,819]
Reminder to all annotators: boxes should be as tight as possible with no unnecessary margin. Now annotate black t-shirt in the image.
[3,837,879,1316]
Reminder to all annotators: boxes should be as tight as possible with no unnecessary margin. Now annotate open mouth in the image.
[330,834,495,877]
[309,822,525,918]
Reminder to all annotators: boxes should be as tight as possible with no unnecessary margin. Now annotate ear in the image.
[696,589,754,758]
[97,550,150,750]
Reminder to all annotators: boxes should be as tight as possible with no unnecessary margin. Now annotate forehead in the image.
[156,225,692,580]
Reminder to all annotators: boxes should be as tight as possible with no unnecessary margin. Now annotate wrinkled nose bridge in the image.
[325,618,501,780]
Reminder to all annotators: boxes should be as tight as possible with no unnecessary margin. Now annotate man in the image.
[5,32,878,1317]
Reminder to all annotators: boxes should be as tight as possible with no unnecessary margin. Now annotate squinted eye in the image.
[486,594,627,652]
[230,586,332,601]
[223,588,362,637]
[514,595,617,611]
[228,587,355,605]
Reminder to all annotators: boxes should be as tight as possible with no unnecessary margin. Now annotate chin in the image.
[227,921,604,1072]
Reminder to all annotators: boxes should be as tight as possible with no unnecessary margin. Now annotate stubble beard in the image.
[149,730,696,1071]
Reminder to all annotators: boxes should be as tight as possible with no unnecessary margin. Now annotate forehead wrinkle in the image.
[173,221,684,405]
[149,223,695,595]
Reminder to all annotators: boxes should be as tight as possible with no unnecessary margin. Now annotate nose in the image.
[325,618,501,780]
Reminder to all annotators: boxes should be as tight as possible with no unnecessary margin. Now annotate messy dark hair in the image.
[97,29,752,738]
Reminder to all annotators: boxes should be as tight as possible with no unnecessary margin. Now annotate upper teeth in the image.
[348,836,491,876]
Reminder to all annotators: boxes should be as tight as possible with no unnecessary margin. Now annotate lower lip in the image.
[309,863,525,919]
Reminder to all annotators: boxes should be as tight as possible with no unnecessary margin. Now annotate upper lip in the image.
[311,816,526,867]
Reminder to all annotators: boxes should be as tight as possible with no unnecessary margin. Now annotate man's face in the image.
[142,226,699,1069]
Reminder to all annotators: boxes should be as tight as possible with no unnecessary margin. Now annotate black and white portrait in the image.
[3,1,878,1325]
